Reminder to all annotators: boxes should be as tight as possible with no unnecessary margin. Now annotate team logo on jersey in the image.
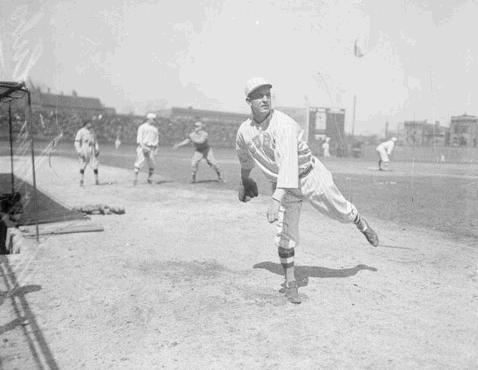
[262,133,275,160]
[248,133,275,160]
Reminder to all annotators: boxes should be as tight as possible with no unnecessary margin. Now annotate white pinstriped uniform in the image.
[236,109,358,251]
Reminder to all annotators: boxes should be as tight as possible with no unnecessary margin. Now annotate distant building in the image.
[157,107,248,125]
[401,120,446,146]
[449,114,478,147]
[27,82,114,115]
[277,106,347,156]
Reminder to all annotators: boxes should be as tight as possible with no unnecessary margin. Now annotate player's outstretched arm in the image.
[173,138,191,149]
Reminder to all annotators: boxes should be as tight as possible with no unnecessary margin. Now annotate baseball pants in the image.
[275,157,358,250]
[78,149,98,171]
[376,147,390,163]
[191,148,219,172]
[134,146,156,170]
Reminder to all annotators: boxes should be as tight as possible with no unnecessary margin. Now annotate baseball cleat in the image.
[79,180,84,187]
[279,276,309,293]
[147,178,153,184]
[95,180,99,185]
[356,217,379,247]
[283,280,301,304]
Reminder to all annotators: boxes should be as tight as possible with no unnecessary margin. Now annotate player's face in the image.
[85,122,92,129]
[247,86,272,116]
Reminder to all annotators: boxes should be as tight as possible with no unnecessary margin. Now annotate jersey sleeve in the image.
[275,123,299,189]
[235,130,255,170]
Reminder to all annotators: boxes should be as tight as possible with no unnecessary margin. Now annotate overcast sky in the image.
[1,0,476,135]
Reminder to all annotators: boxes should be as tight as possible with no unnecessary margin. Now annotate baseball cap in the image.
[391,137,397,142]
[245,77,272,97]
[146,113,156,120]
[194,121,203,128]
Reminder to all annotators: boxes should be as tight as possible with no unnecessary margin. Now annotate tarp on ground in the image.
[0,173,87,225]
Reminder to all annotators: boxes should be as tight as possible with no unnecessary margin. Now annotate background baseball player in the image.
[236,77,379,304]
[322,136,331,157]
[173,119,224,183]
[376,137,397,171]
[134,113,159,185]
[74,120,99,186]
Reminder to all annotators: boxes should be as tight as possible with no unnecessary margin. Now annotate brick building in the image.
[402,120,446,146]
[28,85,114,115]
[449,114,478,147]
[157,107,248,126]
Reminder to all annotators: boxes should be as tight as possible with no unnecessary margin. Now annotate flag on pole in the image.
[354,38,364,57]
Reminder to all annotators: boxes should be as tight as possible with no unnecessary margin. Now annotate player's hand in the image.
[266,198,281,223]
[172,144,179,150]
[238,178,258,202]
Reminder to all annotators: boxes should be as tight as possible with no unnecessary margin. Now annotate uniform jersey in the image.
[74,127,98,155]
[137,122,159,147]
[235,109,312,189]
[376,140,395,155]
[189,130,210,152]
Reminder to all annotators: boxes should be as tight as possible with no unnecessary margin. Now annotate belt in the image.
[299,163,314,179]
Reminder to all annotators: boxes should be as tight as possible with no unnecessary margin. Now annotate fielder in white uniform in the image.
[236,77,379,304]
[376,137,397,171]
[134,113,159,185]
[322,136,331,157]
[173,120,224,183]
[74,120,99,186]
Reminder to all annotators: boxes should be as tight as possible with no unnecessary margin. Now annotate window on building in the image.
[454,124,469,134]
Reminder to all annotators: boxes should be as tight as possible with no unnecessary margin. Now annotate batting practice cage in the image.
[0,81,40,243]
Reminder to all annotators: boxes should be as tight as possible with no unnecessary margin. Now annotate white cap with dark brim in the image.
[245,77,272,97]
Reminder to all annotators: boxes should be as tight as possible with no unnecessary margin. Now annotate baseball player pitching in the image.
[173,119,224,183]
[376,137,397,171]
[236,77,379,304]
[133,113,159,185]
[74,120,99,186]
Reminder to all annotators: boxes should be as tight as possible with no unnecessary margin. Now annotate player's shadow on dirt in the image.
[155,180,173,185]
[194,179,223,184]
[379,244,414,250]
[253,262,377,285]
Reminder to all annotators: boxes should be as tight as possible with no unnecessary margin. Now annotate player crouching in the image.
[173,118,224,184]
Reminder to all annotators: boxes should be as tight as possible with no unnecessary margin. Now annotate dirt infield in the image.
[56,143,478,242]
[1,155,477,369]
